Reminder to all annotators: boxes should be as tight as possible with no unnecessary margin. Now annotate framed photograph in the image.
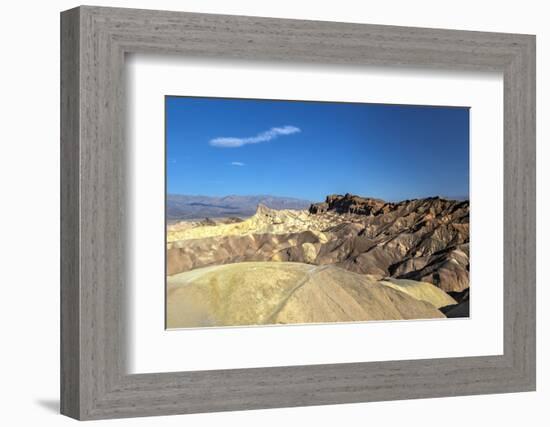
[164,97,471,329]
[61,6,536,420]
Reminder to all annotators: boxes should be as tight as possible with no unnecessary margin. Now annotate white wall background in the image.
[0,0,546,425]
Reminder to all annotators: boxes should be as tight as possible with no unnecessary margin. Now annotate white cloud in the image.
[210,125,301,148]
[231,161,245,166]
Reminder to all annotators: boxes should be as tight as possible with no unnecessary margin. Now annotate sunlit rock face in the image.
[167,262,447,329]
[167,195,470,294]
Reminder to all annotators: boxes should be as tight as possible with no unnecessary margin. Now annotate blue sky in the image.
[166,96,469,203]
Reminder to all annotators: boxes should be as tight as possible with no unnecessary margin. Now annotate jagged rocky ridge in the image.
[167,194,470,294]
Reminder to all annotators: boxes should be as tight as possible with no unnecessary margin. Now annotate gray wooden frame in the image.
[60,5,536,420]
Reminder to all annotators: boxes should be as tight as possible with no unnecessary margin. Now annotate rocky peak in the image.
[309,193,387,216]
[255,203,272,216]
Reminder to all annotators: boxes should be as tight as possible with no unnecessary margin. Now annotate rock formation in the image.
[167,195,469,294]
[167,262,447,328]
[309,193,386,215]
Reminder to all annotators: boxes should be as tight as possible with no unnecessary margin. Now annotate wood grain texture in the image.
[60,5,536,420]
[60,7,80,419]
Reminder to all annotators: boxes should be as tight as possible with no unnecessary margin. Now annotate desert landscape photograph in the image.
[165,96,470,329]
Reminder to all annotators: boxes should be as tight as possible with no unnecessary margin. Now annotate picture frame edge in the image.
[60,5,536,420]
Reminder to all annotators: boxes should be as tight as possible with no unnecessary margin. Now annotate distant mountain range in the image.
[166,194,313,220]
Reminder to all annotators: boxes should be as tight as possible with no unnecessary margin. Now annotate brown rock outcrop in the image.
[167,195,470,294]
